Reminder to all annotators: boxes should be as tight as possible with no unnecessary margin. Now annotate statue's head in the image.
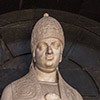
[31,13,65,73]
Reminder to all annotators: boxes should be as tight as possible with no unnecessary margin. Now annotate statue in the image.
[1,13,83,100]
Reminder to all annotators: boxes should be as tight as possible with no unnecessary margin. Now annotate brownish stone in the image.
[0,39,11,66]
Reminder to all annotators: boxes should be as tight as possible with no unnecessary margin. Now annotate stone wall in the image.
[0,9,100,100]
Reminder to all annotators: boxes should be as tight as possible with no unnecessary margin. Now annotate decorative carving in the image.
[1,13,83,100]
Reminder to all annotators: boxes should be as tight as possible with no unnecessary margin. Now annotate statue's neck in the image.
[35,66,58,83]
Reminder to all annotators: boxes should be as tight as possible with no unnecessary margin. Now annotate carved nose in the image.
[47,46,53,54]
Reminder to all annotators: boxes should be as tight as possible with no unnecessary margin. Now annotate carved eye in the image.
[51,41,60,49]
[37,42,47,51]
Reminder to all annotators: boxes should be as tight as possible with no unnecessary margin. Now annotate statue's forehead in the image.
[37,38,62,44]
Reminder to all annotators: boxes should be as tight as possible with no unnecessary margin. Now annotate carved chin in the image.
[45,61,54,67]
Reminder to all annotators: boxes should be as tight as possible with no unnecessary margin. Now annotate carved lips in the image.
[45,55,54,61]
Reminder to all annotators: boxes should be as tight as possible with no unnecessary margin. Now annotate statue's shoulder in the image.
[1,84,12,100]
[63,81,83,100]
[11,72,37,99]
[12,72,31,87]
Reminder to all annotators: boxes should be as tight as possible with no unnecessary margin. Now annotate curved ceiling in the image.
[0,0,100,22]
[0,9,100,100]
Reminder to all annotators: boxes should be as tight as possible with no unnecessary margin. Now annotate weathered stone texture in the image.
[68,28,100,68]
[83,96,100,100]
[0,21,34,57]
[62,23,81,58]
[0,39,11,66]
[60,69,99,96]
[0,9,100,99]
[0,54,32,96]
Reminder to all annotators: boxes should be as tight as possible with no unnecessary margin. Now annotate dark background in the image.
[0,0,100,22]
[0,1,100,100]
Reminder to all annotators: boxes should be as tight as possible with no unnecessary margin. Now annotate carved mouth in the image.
[46,55,54,60]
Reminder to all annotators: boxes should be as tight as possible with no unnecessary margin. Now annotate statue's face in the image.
[33,38,62,73]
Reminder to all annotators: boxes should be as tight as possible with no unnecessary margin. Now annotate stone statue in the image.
[1,13,83,100]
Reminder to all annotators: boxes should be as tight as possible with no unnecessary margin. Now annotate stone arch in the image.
[0,9,100,100]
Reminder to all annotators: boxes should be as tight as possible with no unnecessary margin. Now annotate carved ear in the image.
[59,54,62,63]
[33,52,36,62]
[33,57,36,62]
[59,46,63,63]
